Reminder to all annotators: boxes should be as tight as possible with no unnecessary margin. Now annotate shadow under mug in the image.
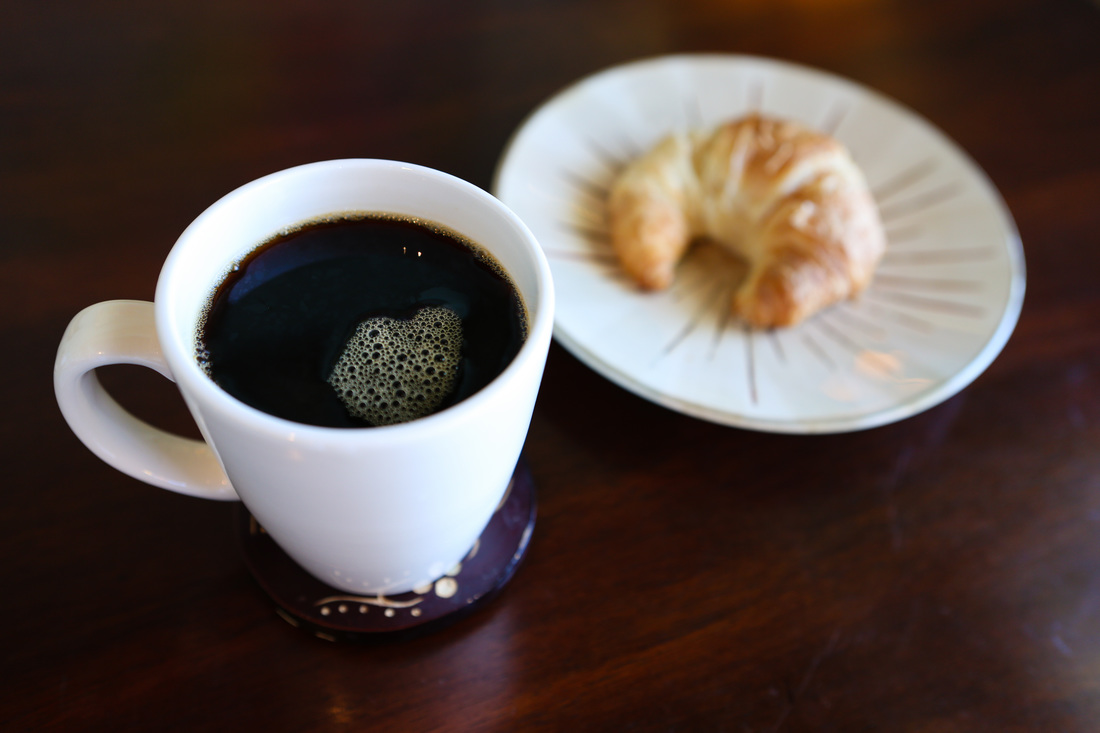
[54,159,555,596]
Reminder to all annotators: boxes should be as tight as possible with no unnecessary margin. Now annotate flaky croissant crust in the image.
[607,114,886,328]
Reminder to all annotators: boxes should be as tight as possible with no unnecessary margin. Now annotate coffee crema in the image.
[197,213,528,428]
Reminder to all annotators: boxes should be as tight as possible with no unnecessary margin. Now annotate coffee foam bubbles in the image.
[327,306,462,427]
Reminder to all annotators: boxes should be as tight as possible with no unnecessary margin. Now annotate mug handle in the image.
[54,300,239,500]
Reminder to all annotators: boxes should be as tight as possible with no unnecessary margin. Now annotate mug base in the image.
[238,459,536,642]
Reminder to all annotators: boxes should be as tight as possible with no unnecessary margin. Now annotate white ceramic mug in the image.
[54,159,555,595]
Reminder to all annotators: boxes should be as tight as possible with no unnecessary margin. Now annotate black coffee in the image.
[197,213,527,428]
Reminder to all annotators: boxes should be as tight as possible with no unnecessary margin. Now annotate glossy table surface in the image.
[3,0,1099,729]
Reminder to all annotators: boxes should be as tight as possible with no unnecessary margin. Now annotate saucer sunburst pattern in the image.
[494,54,1024,433]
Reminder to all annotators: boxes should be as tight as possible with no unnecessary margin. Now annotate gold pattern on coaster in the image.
[308,541,486,618]
[434,578,458,599]
[315,594,423,611]
[241,460,536,638]
[252,514,477,620]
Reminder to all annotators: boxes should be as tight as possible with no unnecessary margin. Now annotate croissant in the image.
[607,114,886,328]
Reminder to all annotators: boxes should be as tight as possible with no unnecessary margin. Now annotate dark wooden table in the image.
[4,0,1099,729]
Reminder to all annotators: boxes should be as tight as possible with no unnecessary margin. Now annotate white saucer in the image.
[493,54,1025,433]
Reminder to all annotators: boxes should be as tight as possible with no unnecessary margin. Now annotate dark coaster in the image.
[238,460,536,642]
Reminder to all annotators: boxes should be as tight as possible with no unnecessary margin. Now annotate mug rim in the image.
[154,158,555,442]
